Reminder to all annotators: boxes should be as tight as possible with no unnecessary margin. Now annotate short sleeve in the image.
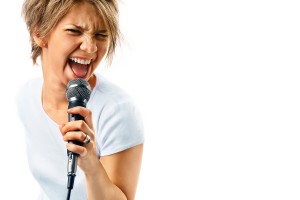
[97,100,144,156]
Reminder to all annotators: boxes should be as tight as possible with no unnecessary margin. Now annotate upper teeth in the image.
[70,58,91,65]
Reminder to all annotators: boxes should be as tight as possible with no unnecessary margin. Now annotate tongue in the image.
[70,62,88,77]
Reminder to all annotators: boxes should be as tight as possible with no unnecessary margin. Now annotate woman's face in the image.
[40,2,109,87]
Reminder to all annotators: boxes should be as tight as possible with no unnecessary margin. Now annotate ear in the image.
[32,31,48,48]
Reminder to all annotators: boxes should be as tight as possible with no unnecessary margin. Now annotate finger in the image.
[59,123,66,136]
[61,120,93,139]
[67,107,94,130]
[63,131,86,142]
[66,143,87,157]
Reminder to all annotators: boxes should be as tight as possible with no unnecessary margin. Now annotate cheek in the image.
[97,43,109,59]
[48,39,72,59]
[99,41,109,53]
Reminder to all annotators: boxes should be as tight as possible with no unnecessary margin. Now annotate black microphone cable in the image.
[65,78,91,200]
[67,188,71,200]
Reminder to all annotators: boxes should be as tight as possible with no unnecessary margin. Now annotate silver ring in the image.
[83,134,91,144]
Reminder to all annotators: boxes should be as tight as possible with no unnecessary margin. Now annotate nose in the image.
[80,35,97,53]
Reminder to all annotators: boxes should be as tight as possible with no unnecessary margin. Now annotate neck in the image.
[41,74,96,110]
[42,81,68,110]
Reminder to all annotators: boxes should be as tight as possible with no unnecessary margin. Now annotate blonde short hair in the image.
[22,0,120,64]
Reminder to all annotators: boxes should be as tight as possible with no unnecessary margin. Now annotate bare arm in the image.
[61,106,143,200]
[85,144,143,200]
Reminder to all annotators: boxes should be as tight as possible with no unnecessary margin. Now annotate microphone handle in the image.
[67,100,86,151]
[67,112,85,190]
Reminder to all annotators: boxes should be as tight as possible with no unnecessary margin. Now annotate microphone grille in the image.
[66,78,91,102]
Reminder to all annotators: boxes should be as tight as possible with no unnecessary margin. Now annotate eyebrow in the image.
[72,25,107,33]
[96,29,108,34]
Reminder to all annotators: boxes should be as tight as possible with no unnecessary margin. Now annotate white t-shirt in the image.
[16,73,144,200]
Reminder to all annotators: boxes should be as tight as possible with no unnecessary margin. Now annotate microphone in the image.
[65,78,91,199]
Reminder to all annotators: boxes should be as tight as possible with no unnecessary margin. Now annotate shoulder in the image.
[16,76,43,117]
[17,77,42,99]
[91,73,141,126]
[91,73,136,111]
[91,73,144,156]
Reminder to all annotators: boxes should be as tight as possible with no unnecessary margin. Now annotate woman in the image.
[17,0,144,199]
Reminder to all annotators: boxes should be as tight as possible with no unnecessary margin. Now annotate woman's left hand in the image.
[60,106,99,174]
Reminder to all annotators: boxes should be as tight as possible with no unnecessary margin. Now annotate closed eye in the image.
[95,33,108,38]
[66,29,81,34]
[95,29,108,39]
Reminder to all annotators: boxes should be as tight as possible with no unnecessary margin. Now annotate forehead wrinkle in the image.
[72,13,106,31]
[64,2,106,33]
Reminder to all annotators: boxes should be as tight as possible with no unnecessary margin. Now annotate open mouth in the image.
[69,57,92,78]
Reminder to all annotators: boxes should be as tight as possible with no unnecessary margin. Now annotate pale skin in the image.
[32,2,143,200]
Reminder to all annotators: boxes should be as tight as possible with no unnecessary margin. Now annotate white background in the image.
[1,0,300,199]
